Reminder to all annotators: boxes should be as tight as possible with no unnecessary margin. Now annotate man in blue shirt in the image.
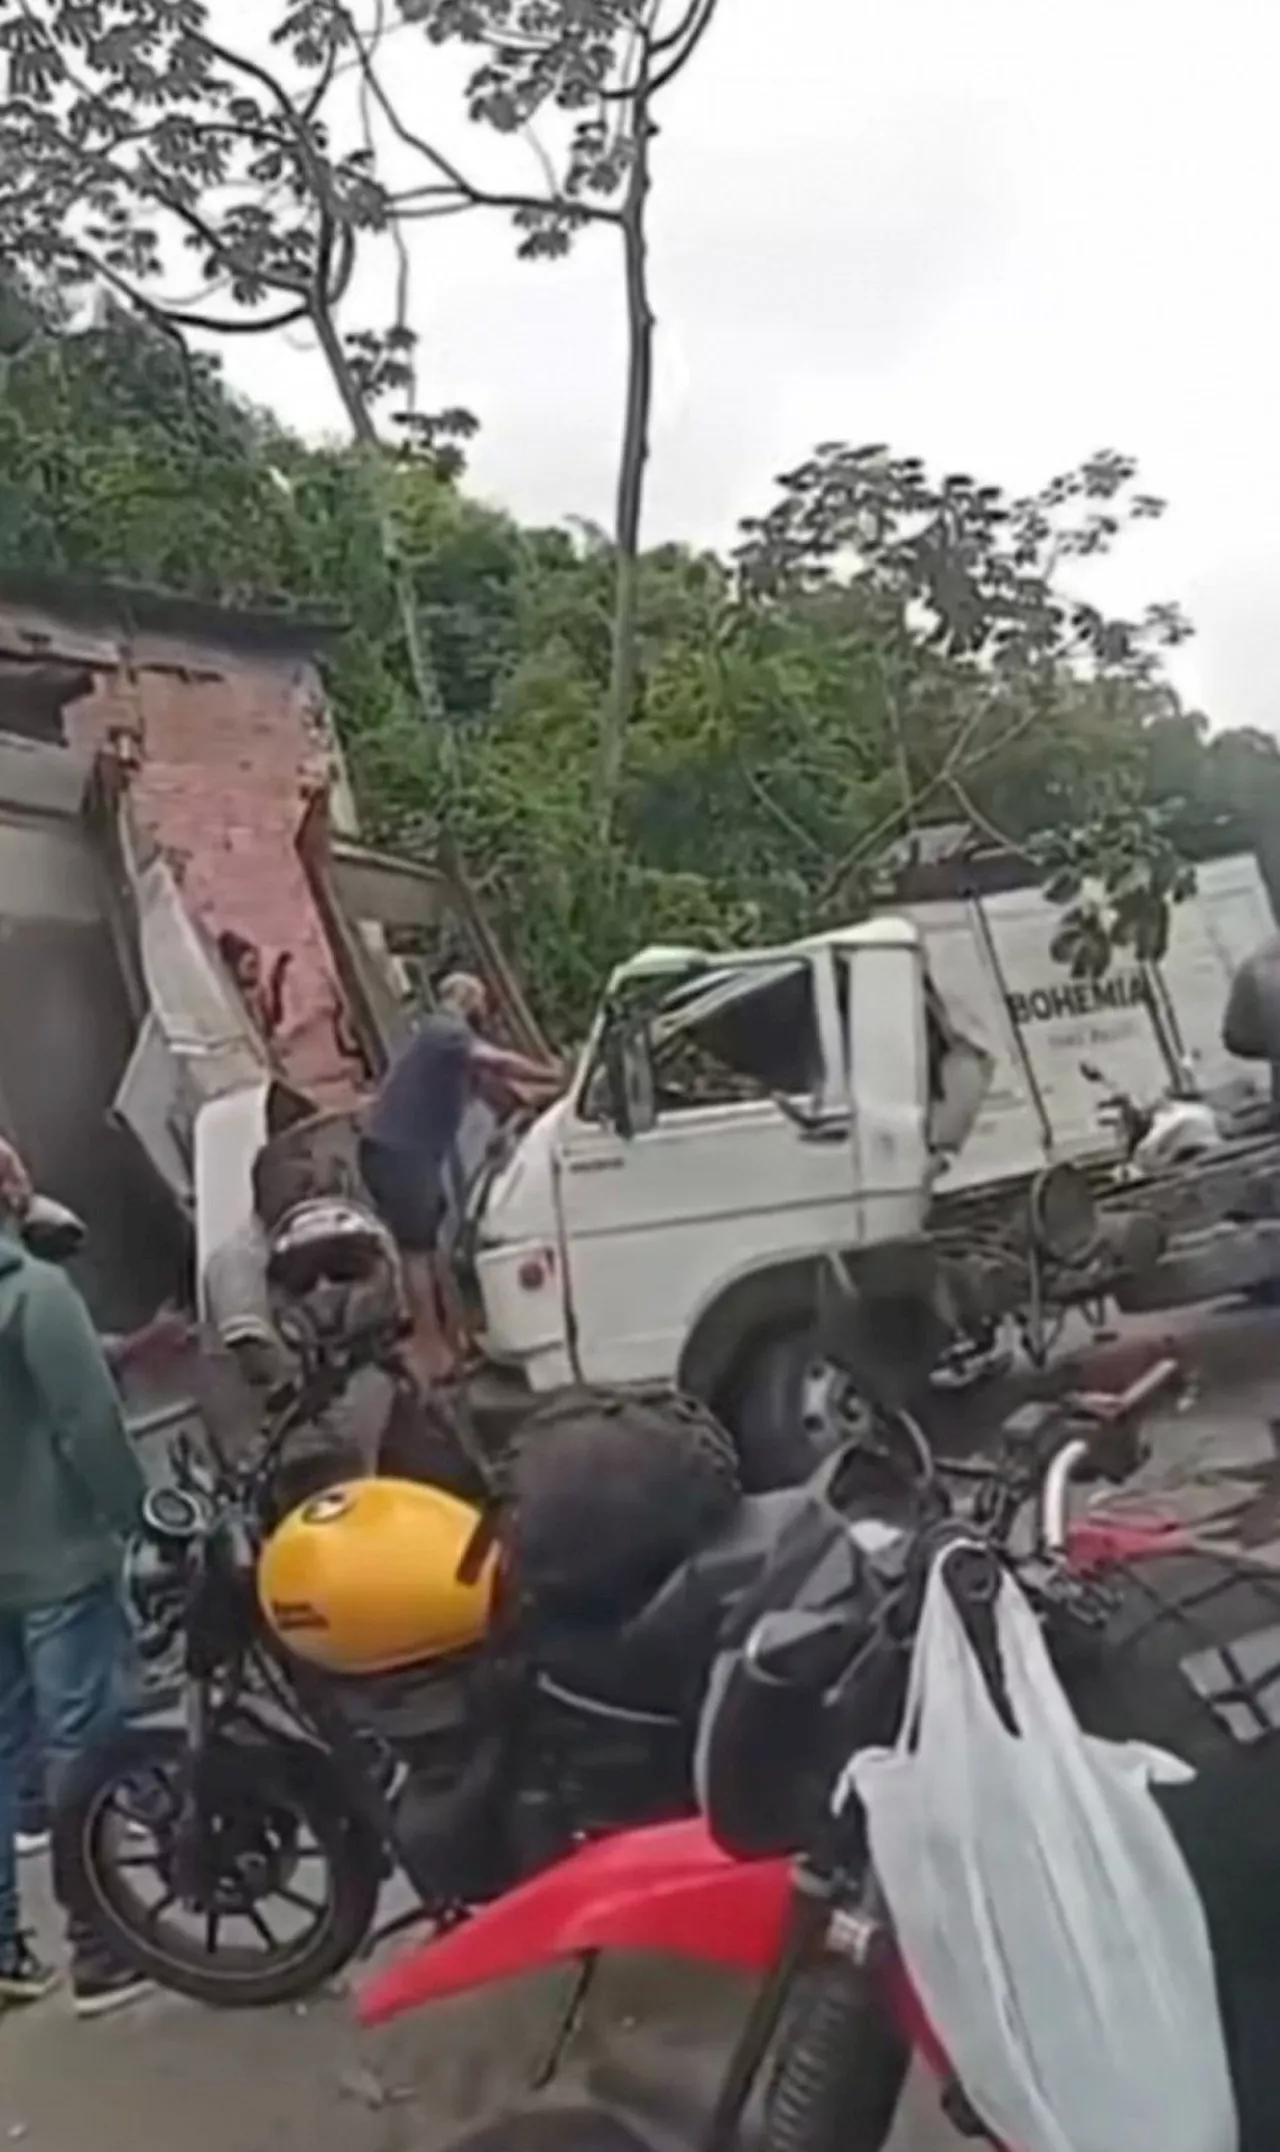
[359,974,560,1384]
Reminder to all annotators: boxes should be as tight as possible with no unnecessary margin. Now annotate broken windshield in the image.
[582,955,827,1123]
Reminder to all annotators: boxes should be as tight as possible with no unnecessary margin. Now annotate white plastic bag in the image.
[846,1544,1238,2152]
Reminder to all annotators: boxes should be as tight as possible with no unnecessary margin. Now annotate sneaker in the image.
[0,1935,58,2005]
[70,1956,153,2020]
[16,1821,50,1858]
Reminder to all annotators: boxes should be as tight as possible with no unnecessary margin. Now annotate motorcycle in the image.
[55,1194,883,2009]
[357,1350,1280,2152]
[1081,1057,1278,1173]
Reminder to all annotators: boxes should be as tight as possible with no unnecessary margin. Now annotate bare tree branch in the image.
[813,697,1045,907]
[63,240,311,335]
[648,0,718,94]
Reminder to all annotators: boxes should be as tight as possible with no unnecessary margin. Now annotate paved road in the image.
[5,1345,1280,2152]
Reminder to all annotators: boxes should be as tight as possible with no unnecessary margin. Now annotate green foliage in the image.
[0,297,1272,1041]
[0,1,379,331]
[397,0,717,252]
[0,0,724,815]
[8,3,1258,1029]
[1035,797,1199,977]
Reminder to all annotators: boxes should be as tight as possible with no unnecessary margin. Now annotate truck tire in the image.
[719,1327,845,1492]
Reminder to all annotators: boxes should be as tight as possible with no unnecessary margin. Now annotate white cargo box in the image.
[902,851,1276,1193]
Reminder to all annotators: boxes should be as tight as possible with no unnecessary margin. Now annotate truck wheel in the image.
[721,1329,869,1492]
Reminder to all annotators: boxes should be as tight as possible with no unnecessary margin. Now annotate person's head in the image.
[0,1137,32,1224]
[437,970,490,1031]
[218,928,262,993]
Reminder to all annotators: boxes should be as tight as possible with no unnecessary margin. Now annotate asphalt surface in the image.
[5,1325,1280,2152]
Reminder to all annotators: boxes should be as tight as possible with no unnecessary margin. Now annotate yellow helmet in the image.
[257,1477,497,1675]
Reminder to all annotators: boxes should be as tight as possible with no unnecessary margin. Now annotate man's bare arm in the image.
[102,1308,194,1377]
[472,1042,563,1091]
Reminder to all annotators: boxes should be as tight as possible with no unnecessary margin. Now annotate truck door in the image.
[553,950,865,1385]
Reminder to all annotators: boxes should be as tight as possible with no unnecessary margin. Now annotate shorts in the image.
[358,1136,444,1255]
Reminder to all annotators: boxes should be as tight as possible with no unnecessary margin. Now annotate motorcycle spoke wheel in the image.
[78,1754,358,1996]
[60,1726,380,2007]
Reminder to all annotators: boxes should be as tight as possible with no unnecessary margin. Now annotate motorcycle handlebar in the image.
[1037,1353,1182,1553]
[813,1357,1181,1557]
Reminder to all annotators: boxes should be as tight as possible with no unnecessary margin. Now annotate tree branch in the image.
[520,118,562,201]
[737,759,826,858]
[946,775,1037,863]
[301,30,342,121]
[389,194,485,221]
[356,0,415,408]
[813,693,1043,906]
[185,27,324,137]
[5,46,322,306]
[649,0,704,55]
[349,26,620,224]
[61,241,310,336]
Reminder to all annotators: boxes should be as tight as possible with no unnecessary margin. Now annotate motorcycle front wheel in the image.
[55,1722,382,2007]
[765,1958,911,2152]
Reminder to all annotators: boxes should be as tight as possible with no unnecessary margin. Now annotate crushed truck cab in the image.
[473,920,991,1461]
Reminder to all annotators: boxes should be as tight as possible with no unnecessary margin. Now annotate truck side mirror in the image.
[601,1018,656,1138]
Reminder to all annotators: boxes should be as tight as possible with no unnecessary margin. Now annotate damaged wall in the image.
[0,577,366,1109]
[0,736,181,1327]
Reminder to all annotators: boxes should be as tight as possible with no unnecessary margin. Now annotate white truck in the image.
[461,853,1280,1486]
[468,916,992,1484]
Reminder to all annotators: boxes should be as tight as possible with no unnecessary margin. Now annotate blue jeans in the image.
[0,1580,129,1945]
[16,1710,47,1835]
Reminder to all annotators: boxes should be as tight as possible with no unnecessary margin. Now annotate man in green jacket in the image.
[0,1141,151,2016]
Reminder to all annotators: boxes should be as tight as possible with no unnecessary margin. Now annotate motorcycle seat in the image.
[535,1487,810,1719]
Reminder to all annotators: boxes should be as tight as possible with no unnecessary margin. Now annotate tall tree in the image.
[0,0,455,724]
[396,0,722,828]
[734,443,1196,933]
[0,0,593,730]
[0,0,722,813]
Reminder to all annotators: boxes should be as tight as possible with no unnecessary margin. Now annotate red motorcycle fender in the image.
[1066,1514,1188,1570]
[359,1517,1191,2033]
[356,1820,792,2027]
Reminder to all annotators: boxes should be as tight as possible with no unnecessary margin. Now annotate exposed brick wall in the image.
[59,631,364,1108]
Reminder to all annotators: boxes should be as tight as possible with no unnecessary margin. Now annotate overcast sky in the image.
[216,0,1280,736]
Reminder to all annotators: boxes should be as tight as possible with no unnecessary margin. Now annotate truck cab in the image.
[473,919,991,1479]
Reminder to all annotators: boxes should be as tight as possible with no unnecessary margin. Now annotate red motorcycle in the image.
[357,1353,1280,2152]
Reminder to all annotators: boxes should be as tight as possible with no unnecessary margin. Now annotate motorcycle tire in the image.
[765,1957,911,2152]
[55,1722,382,2008]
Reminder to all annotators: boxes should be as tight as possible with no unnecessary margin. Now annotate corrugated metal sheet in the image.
[194,1082,273,1345]
[112,1011,193,1201]
[116,796,266,1111]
